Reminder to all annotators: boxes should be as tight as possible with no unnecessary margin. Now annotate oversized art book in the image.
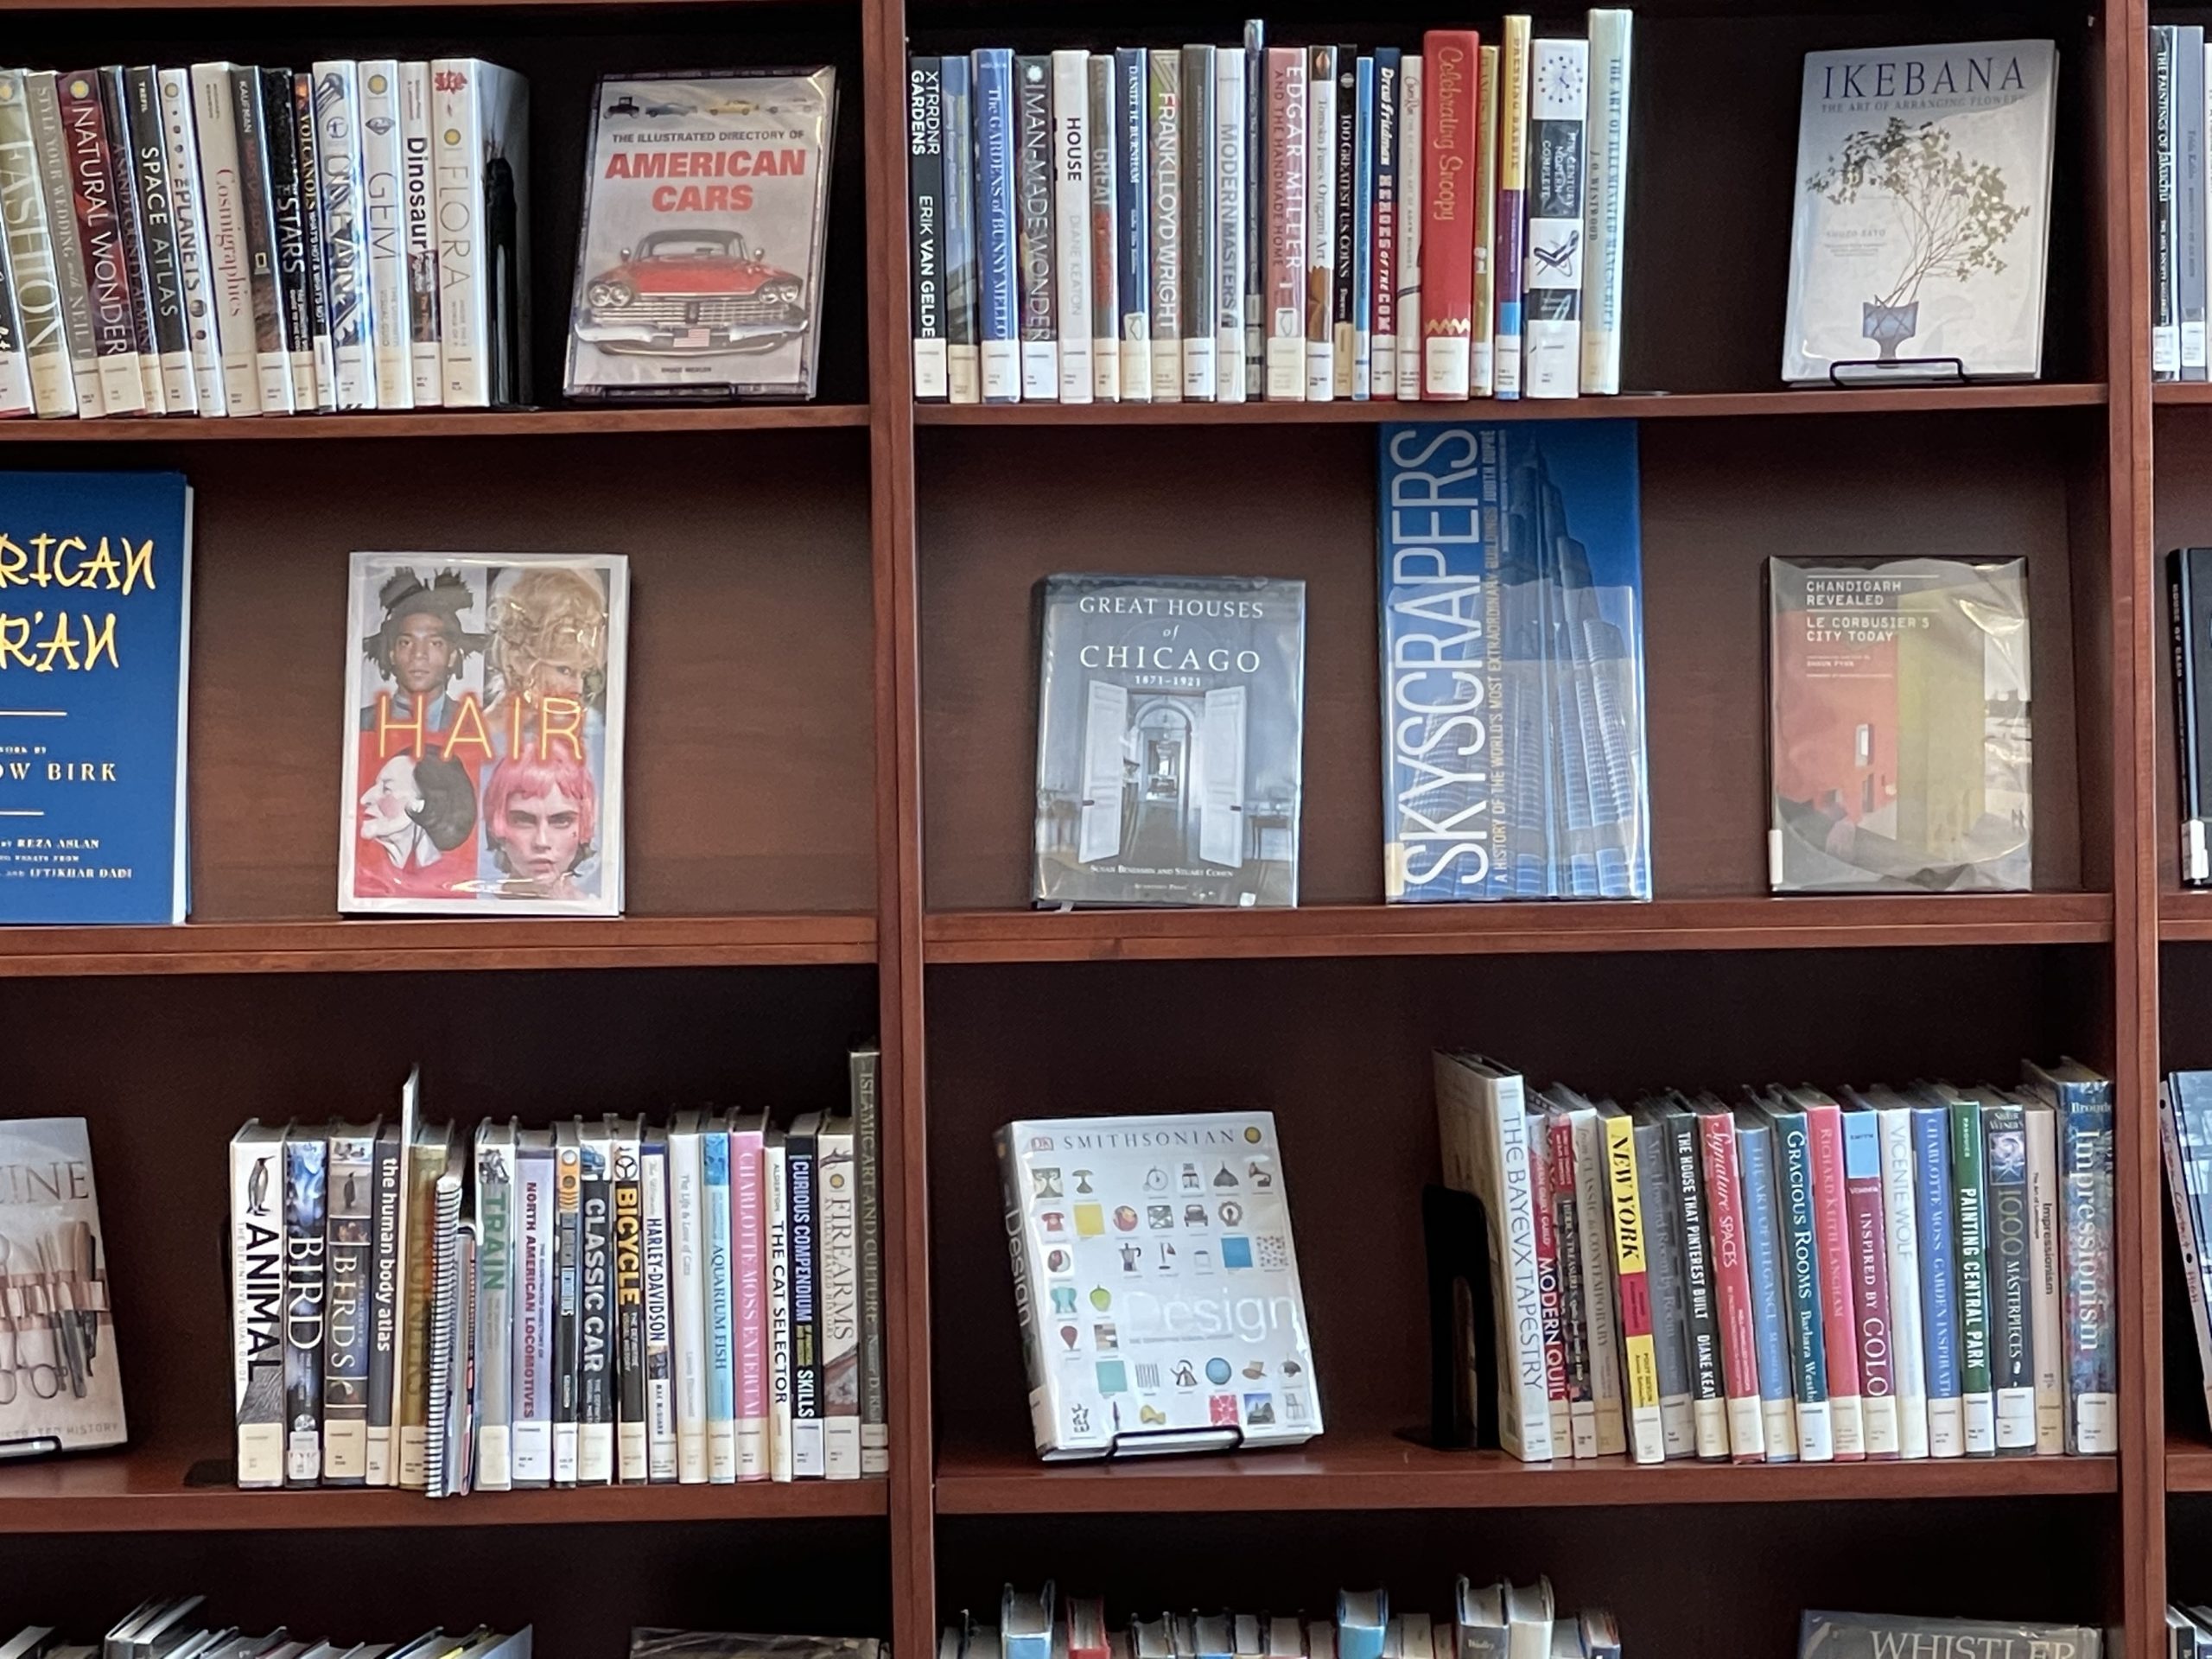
[340,551,630,916]
[0,1116,125,1456]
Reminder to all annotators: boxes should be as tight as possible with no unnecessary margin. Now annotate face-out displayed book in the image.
[1783,41,2057,385]
[1033,575,1306,907]
[996,1112,1321,1459]
[1378,422,1650,903]
[1800,1612,2098,1658]
[0,471,192,925]
[1768,555,2031,893]
[568,70,838,403]
[340,551,630,916]
[0,1117,124,1458]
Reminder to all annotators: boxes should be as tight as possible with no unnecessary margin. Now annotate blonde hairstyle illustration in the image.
[488,566,612,711]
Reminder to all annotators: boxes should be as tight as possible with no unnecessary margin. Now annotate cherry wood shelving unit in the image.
[0,0,2186,1653]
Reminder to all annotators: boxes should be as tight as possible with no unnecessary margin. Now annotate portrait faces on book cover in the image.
[340,551,631,916]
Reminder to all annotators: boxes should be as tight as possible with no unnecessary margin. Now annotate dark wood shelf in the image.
[933,1431,2119,1514]
[2159,890,2212,938]
[2155,384,2212,406]
[0,405,869,442]
[0,1446,886,1533]
[915,385,2108,427]
[2171,1436,2212,1493]
[0,914,876,976]
[921,893,2113,963]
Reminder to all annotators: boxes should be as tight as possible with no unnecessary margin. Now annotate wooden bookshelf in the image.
[0,0,2179,1656]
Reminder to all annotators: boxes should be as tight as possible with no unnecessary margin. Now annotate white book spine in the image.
[229,1131,285,1488]
[1877,1109,1931,1460]
[766,1137,794,1481]
[398,62,441,406]
[821,1123,861,1479]
[1048,51,1093,404]
[1579,10,1631,393]
[512,1147,553,1485]
[357,61,413,409]
[431,58,486,406]
[156,70,223,416]
[191,66,260,414]
[1395,57,1423,403]
[644,1143,677,1482]
[670,1125,709,1484]
[2025,1101,2066,1455]
[1491,1091,1553,1460]
[312,61,376,410]
[1304,62,1335,402]
[1568,1109,1626,1455]
[1796,1395,1836,1464]
[1215,48,1247,404]
[1522,39,1585,398]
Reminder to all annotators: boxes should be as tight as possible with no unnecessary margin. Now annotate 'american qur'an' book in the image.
[0,1116,125,1457]
[1767,555,2031,893]
[567,70,837,402]
[1032,574,1306,908]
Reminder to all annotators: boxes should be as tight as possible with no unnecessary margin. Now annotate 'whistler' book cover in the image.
[0,1116,125,1457]
[1798,1612,2098,1659]
[1033,574,1306,908]
[1378,423,1649,903]
[1769,556,2031,893]
[0,471,192,924]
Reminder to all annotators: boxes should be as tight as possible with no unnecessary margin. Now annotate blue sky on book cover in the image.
[0,471,190,924]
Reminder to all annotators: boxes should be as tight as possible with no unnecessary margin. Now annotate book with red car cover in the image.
[567,70,837,402]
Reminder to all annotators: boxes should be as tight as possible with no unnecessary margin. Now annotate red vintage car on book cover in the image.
[573,227,810,356]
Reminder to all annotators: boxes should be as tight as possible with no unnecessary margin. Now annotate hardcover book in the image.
[1798,1613,2098,1659]
[995,1110,1322,1459]
[2173,545,2212,883]
[0,1117,124,1458]
[340,550,630,915]
[1783,41,2057,384]
[1768,556,2031,893]
[0,470,193,924]
[568,70,837,403]
[1033,574,1305,908]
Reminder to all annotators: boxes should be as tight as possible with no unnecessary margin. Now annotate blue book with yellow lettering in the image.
[0,471,192,924]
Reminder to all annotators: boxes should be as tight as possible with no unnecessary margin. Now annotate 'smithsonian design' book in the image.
[1378,422,1649,902]
[1033,575,1306,907]
[0,470,193,924]
[340,551,631,916]
[0,1117,124,1457]
[1768,556,2031,893]
[1783,41,2057,384]
[1799,1612,2098,1659]
[995,1111,1322,1459]
[567,71,837,403]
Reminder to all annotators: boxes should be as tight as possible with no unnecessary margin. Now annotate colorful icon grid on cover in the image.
[340,551,630,917]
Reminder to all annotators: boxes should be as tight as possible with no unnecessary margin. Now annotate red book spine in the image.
[1697,1108,1764,1463]
[1845,1147,1897,1460]
[1262,47,1308,399]
[1548,1113,1592,1436]
[1418,29,1477,398]
[57,73,137,382]
[1528,1128,1568,1445]
[1804,1097,1866,1459]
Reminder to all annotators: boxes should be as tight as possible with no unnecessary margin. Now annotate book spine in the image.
[907,57,946,399]
[1736,1122,1799,1460]
[1148,48,1183,402]
[1698,1111,1764,1462]
[322,1132,374,1484]
[972,49,1019,404]
[2025,1103,2065,1453]
[1243,20,1267,394]
[1771,1112,1834,1462]
[313,63,373,410]
[1262,47,1305,400]
[1419,33,1475,399]
[1348,54,1373,398]
[2166,1088,2212,1449]
[1569,1110,1626,1455]
[766,1135,793,1481]
[2158,27,2181,380]
[0,72,76,418]
[1522,37,1584,397]
[1493,17,1530,398]
[1982,1103,2036,1453]
[1180,44,1217,401]
[1667,1114,1726,1460]
[357,60,410,408]
[2059,1080,2117,1453]
[1875,1109,1930,1459]
[513,1145,553,1487]
[1841,1114,1897,1459]
[1370,49,1398,400]
[58,73,144,414]
[423,1173,460,1497]
[186,67,255,413]
[1014,55,1057,402]
[2181,550,2211,883]
[1599,1112,1663,1464]
[1471,45,1499,395]
[1950,1098,1994,1455]
[642,1139,677,1482]
[289,74,334,410]
[257,66,314,410]
[1086,54,1119,402]
[821,1126,861,1478]
[399,61,440,406]
[25,73,104,415]
[397,1137,444,1489]
[230,1133,287,1487]
[1545,1116,1597,1458]
[1527,1122,1572,1454]
[1580,10,1631,393]
[854,1052,891,1477]
[1052,49,1094,404]
[95,69,162,413]
[1214,45,1245,404]
[578,1136,614,1484]
[735,1126,770,1479]
[429,58,486,405]
[789,1128,825,1476]
[670,1128,708,1483]
[1303,46,1334,402]
[282,1135,327,1485]
[1393,55,1422,401]
[1113,48,1150,401]
[473,1133,514,1491]
[703,1130,737,1482]
[1459,1073,1548,1462]
[1331,51,1355,397]
[365,1130,401,1484]
[1912,1107,1964,1457]
[1631,1119,1694,1458]
[1806,1103,1865,1458]
[613,1139,649,1482]
[552,1133,581,1486]
[123,68,193,412]
[228,66,293,412]
[2186,29,2209,379]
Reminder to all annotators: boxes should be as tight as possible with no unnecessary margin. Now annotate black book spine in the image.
[291,74,333,409]
[908,56,946,400]
[613,1142,647,1482]
[1665,1110,1726,1459]
[282,1134,327,1487]
[1983,1101,2035,1453]
[1331,51,1355,383]
[228,65,290,407]
[554,1133,582,1487]
[365,1125,401,1483]
[123,67,188,407]
[786,1121,822,1470]
[579,1141,613,1484]
[260,67,313,405]
[96,69,160,406]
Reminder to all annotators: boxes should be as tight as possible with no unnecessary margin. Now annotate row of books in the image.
[226,1052,887,1494]
[2155,28,2212,382]
[961,1584,1618,1659]
[0,1608,530,1659]
[0,61,527,421]
[906,17,1631,408]
[1435,1054,2117,1465]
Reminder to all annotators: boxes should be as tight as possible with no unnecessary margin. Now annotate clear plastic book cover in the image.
[0,1117,125,1454]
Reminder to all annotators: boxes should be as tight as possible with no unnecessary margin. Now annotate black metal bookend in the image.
[1423,1183,1498,1453]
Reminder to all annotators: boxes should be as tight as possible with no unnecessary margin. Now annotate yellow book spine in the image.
[1470,46,1500,395]
[1602,1112,1666,1464]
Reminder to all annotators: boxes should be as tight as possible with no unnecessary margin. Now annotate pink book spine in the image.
[1805,1098,1866,1459]
[733,1124,768,1479]
[1529,1122,1570,1447]
[1698,1108,1764,1463]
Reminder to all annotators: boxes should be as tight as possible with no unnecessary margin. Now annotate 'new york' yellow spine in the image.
[1603,1111,1666,1464]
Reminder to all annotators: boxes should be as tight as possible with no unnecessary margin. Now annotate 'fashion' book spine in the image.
[0,72,78,417]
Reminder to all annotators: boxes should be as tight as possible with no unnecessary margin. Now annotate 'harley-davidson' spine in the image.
[356,61,410,408]
[1262,48,1304,400]
[474,1119,516,1491]
[907,56,946,399]
[290,73,335,410]
[613,1120,649,1483]
[230,1121,288,1488]
[283,1129,328,1486]
[512,1128,555,1487]
[642,1128,677,1482]
[57,72,145,415]
[577,1119,615,1484]
[257,66,315,410]
[1147,48,1181,403]
[187,66,258,413]
[229,65,296,412]
[322,1122,376,1484]
[94,68,163,413]
[787,1111,825,1477]
[1113,48,1150,401]
[971,48,1019,404]
[312,62,374,410]
[1050,48,1093,404]
[1179,43,1216,402]
[1014,55,1057,402]
[399,60,441,406]
[122,67,194,411]
[365,1119,401,1484]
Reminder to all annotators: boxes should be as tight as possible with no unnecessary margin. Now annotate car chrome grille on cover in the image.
[600,296,794,327]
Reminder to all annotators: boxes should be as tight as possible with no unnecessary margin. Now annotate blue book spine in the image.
[1769,1106,1833,1461]
[939,56,978,395]
[2056,1075,2115,1454]
[1911,1104,1963,1456]
[1736,1119,1798,1461]
[1370,48,1399,394]
[702,1129,736,1471]
[1351,55,1374,399]
[1336,1595,1387,1659]
[972,48,1020,403]
[1114,47,1151,393]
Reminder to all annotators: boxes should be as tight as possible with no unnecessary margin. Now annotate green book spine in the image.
[1949,1097,1993,1456]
